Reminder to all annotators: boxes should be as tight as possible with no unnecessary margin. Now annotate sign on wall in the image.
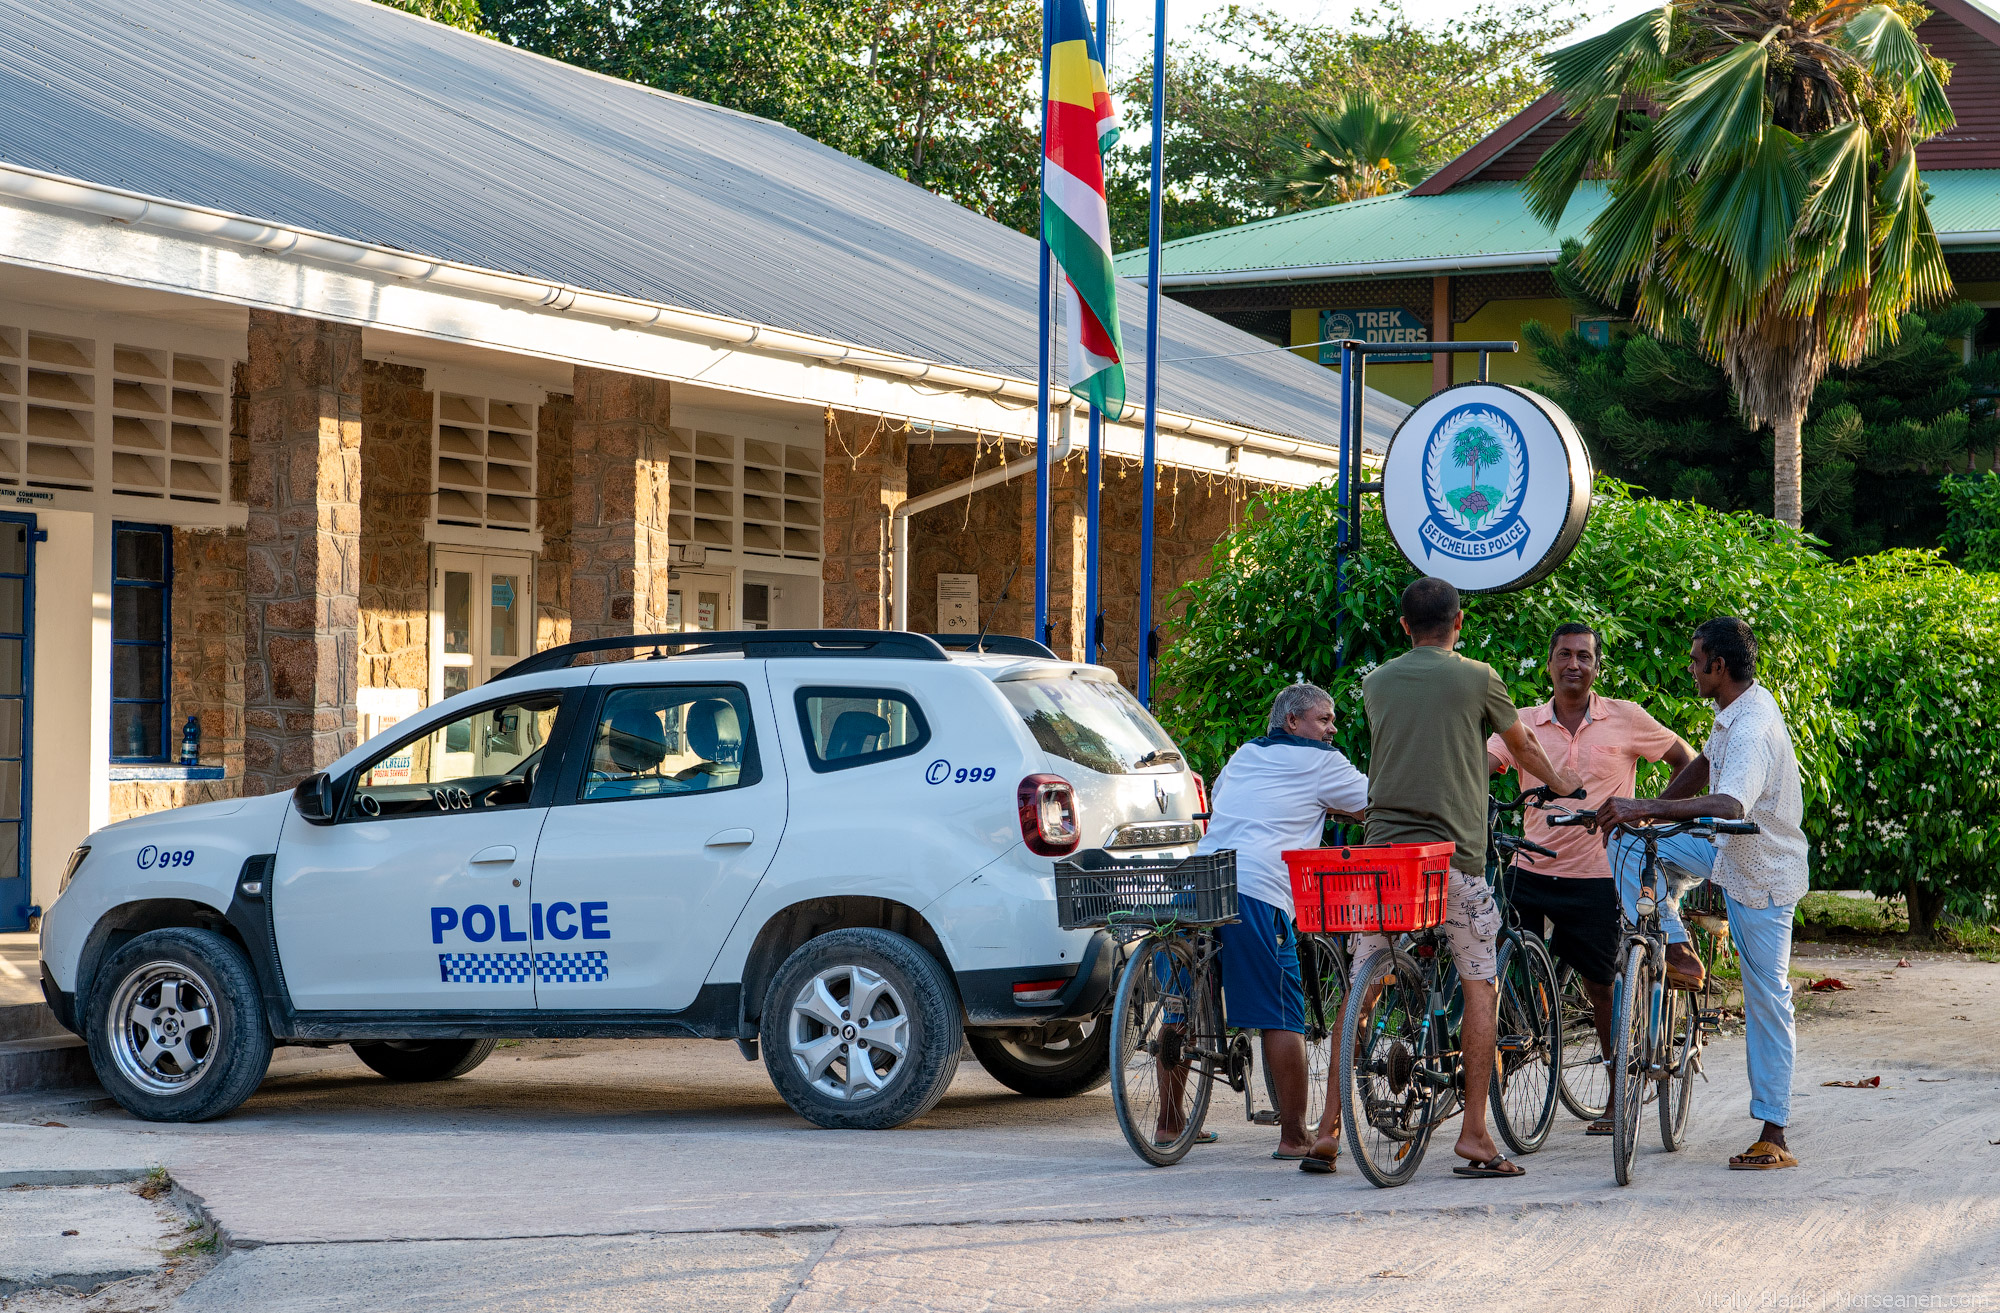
[937,574,980,633]
[1319,308,1430,364]
[1380,382,1593,594]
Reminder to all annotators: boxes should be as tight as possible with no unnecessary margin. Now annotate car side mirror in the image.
[292,772,337,824]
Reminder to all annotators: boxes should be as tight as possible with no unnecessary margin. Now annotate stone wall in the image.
[242,310,362,795]
[904,440,1030,638]
[359,360,431,696]
[536,391,574,652]
[569,369,674,638]
[821,410,907,629]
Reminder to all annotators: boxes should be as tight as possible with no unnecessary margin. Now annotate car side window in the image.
[793,686,930,773]
[348,693,561,819]
[579,684,760,801]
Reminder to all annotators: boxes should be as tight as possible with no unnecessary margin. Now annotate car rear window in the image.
[997,676,1182,776]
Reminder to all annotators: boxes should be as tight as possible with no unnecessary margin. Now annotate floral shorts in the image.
[1350,869,1501,983]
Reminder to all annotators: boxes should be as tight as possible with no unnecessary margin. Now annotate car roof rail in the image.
[499,629,951,680]
[926,633,1060,659]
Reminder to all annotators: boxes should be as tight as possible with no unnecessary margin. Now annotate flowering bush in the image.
[1154,479,2000,929]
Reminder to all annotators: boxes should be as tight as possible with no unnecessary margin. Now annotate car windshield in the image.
[997,675,1181,776]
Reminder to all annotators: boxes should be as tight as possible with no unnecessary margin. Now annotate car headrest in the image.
[685,697,741,760]
[825,710,890,760]
[604,705,669,773]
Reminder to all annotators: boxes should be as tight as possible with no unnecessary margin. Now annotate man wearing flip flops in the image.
[1597,617,1809,1171]
[1315,577,1580,1180]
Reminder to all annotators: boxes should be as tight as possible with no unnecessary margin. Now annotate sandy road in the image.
[2,946,1996,1311]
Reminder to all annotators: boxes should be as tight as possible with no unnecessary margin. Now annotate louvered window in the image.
[435,392,537,533]
[665,428,822,560]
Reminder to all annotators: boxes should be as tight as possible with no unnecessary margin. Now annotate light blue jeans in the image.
[1608,832,1797,1127]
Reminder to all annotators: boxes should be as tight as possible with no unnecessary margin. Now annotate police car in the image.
[37,630,1207,1129]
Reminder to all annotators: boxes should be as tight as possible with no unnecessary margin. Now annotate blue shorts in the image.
[1216,894,1306,1033]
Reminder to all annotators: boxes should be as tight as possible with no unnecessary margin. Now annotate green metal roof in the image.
[1121,171,2000,286]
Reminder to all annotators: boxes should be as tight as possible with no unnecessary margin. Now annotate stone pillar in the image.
[359,361,432,695]
[243,311,362,795]
[535,391,575,652]
[821,411,906,629]
[569,368,674,640]
[1045,453,1090,660]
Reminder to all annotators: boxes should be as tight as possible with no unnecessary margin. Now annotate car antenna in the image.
[971,558,1022,656]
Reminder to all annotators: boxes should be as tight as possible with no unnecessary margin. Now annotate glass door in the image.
[0,516,30,930]
[665,569,734,633]
[432,549,533,706]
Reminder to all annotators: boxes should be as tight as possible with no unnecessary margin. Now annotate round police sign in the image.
[1379,382,1593,594]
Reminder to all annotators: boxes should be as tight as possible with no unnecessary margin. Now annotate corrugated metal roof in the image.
[0,0,1409,450]
[1120,171,2000,283]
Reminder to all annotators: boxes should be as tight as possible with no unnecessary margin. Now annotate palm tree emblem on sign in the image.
[1448,423,1506,528]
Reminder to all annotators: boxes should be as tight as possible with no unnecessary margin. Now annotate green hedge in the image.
[1153,479,1998,930]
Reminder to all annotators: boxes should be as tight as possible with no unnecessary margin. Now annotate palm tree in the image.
[1264,91,1430,207]
[1524,1,1955,529]
[1452,425,1504,519]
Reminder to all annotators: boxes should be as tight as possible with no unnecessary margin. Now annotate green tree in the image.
[1525,1,1958,530]
[377,0,485,29]
[1110,1,1580,247]
[1262,91,1429,207]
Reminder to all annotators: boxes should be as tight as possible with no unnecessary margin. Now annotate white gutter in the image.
[1143,249,1562,288]
[0,162,1341,465]
[1941,229,2000,246]
[891,458,1038,631]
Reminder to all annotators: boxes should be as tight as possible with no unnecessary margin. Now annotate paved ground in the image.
[0,933,42,1010]
[2,946,1996,1311]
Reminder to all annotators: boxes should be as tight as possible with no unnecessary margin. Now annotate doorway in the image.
[432,549,533,702]
[0,515,31,930]
[666,569,733,633]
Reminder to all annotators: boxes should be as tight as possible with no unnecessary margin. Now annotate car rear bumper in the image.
[957,930,1113,1028]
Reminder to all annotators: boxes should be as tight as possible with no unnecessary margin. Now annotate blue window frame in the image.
[111,523,171,764]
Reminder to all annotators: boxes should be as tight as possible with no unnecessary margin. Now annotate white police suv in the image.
[38,630,1207,1129]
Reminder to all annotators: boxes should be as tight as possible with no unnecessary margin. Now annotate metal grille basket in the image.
[1053,849,1239,933]
[1284,842,1454,934]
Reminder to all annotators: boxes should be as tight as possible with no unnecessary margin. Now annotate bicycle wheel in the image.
[1491,933,1561,1156]
[1108,935,1218,1167]
[1339,944,1436,1188]
[1266,932,1347,1133]
[1556,964,1611,1121]
[1658,985,1698,1151]
[1609,941,1652,1186]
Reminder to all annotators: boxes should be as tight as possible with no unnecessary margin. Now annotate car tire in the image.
[967,1018,1112,1097]
[351,1039,498,1082]
[86,927,273,1123]
[760,928,962,1130]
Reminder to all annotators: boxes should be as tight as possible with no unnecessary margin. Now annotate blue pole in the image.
[1084,0,1108,667]
[1034,1,1053,647]
[1137,0,1166,705]
[1334,341,1352,669]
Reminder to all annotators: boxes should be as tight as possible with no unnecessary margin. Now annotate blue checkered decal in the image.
[439,952,533,984]
[536,952,610,983]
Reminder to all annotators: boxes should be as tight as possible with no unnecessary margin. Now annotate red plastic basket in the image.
[1283,842,1455,934]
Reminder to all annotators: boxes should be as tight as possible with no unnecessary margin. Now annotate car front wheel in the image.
[759,928,962,1130]
[351,1039,498,1082]
[968,1018,1111,1097]
[86,927,273,1123]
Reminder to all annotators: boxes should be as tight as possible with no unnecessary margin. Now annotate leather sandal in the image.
[1728,1140,1798,1170]
[1664,942,1706,991]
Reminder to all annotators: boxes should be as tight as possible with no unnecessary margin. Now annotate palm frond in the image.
[1540,5,1674,105]
[1791,119,1874,305]
[1686,125,1803,290]
[1844,5,1956,138]
[1653,37,1771,177]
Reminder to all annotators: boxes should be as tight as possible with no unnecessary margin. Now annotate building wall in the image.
[359,360,432,697]
[536,391,574,653]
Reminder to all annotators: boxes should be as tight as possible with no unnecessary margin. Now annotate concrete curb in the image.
[0,1166,156,1188]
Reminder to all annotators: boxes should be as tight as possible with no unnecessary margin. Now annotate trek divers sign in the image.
[1380,382,1593,594]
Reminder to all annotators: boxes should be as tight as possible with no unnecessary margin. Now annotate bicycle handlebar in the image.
[1495,784,1587,813]
[1500,834,1560,861]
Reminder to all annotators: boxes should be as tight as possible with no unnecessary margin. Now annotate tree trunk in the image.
[1772,408,1804,528]
[1905,877,1941,941]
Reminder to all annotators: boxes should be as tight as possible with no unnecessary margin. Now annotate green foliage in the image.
[1154,479,2000,918]
[1940,471,2000,571]
[378,0,485,30]
[1528,246,1999,558]
[1261,91,1430,207]
[1107,1,1579,248]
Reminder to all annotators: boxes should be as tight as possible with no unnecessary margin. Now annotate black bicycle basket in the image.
[1053,848,1239,931]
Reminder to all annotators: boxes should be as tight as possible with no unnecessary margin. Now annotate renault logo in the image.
[1154,782,1169,815]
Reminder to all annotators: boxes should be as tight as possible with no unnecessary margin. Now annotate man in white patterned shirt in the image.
[1598,617,1808,1170]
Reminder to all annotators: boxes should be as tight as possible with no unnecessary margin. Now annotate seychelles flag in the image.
[1043,0,1125,417]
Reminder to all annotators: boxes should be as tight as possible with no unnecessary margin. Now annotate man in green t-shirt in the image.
[1328,576,1577,1180]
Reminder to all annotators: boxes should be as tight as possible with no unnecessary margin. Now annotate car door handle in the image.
[469,845,518,864]
[705,828,755,848]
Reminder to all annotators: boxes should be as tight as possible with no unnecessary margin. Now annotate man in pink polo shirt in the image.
[1487,623,1693,1132]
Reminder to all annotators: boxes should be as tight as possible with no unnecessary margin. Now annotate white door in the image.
[434,549,534,702]
[272,690,566,1011]
[665,569,733,634]
[530,672,785,1012]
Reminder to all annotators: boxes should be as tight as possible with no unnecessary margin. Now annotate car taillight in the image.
[1192,772,1209,833]
[1012,979,1067,1005]
[1017,774,1079,856]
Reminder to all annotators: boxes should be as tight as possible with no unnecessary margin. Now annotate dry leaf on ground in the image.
[1822,1076,1882,1088]
[1809,978,1852,991]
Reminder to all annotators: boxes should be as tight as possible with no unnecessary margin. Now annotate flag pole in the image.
[1084,0,1109,666]
[1137,0,1166,705]
[1034,0,1054,648]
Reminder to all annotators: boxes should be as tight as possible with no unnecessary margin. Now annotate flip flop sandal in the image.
[1728,1140,1798,1170]
[1298,1152,1339,1175]
[1271,1149,1314,1161]
[1452,1155,1526,1179]
[1585,1118,1614,1136]
[1155,1130,1219,1147]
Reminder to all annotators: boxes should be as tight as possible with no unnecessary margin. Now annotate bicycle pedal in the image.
[1251,1110,1281,1126]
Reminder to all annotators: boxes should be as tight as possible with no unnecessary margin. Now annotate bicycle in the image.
[1547,811,1759,1184]
[1056,849,1244,1166]
[1485,791,1568,1157]
[1254,927,1348,1135]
